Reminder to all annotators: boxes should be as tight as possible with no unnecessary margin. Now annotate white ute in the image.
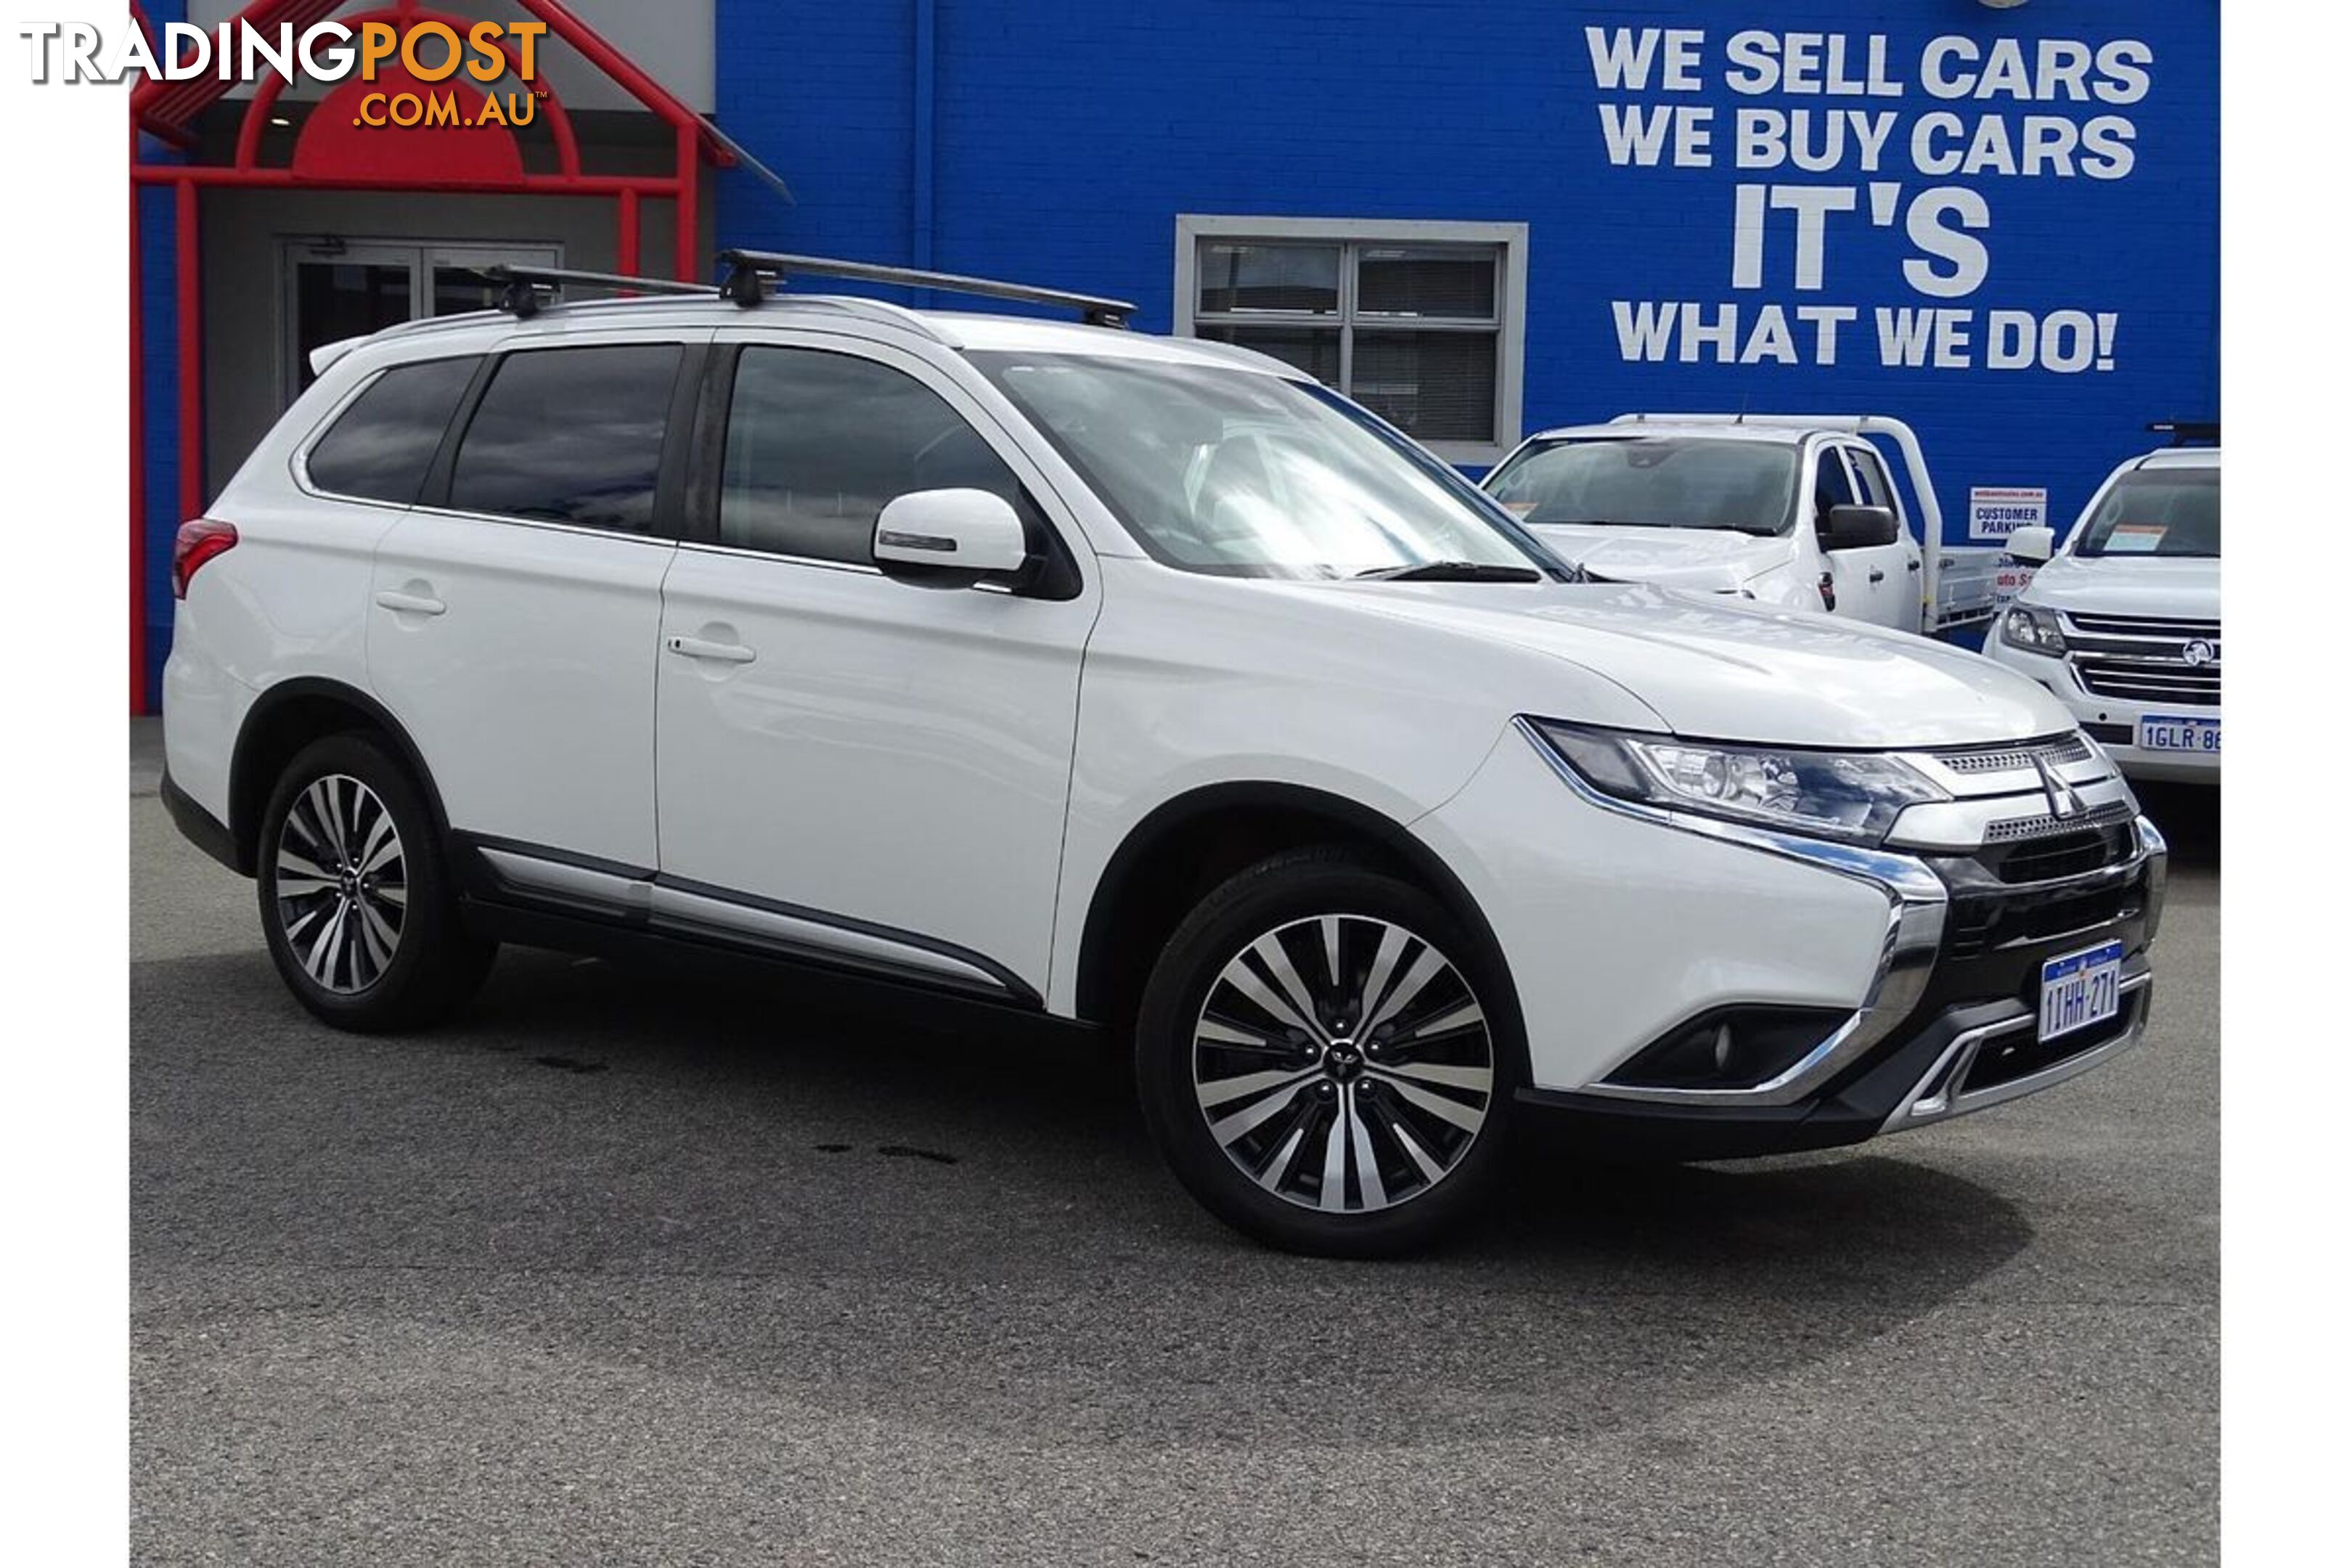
[1482,413,2000,634]
[161,254,2166,1256]
[1985,441,2220,783]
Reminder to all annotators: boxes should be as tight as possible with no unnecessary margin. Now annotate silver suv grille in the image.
[2061,612,2220,708]
[1983,797,2136,844]
[1936,734,2091,777]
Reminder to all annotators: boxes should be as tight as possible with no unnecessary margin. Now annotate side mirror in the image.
[2004,524,2055,564]
[1820,503,1900,551]
[873,488,1029,587]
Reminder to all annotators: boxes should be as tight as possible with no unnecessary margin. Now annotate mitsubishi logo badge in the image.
[2034,754,2088,820]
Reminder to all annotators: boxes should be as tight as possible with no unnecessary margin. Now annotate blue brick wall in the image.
[714,0,2218,547]
[139,179,181,710]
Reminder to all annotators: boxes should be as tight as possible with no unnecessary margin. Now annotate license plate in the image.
[2039,939,2125,1042]
[2138,714,2220,754]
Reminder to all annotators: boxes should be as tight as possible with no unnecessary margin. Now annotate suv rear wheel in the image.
[256,734,494,1032]
[1135,847,1515,1257]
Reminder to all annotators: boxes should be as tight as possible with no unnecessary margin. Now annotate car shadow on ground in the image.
[135,928,2042,1447]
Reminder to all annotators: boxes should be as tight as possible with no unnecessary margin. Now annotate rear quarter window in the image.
[304,356,481,505]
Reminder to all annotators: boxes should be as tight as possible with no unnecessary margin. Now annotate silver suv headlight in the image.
[2000,604,2067,656]
[1530,720,1948,847]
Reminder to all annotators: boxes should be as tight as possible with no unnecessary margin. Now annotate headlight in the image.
[1530,720,1948,846]
[2001,604,2067,656]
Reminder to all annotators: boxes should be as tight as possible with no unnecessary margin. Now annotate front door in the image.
[281,237,560,401]
[652,335,1098,1000]
[1810,444,1912,629]
[1841,442,1925,632]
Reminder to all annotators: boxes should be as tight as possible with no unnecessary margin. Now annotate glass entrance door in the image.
[281,238,560,399]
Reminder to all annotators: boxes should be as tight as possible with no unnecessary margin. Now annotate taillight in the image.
[172,518,238,599]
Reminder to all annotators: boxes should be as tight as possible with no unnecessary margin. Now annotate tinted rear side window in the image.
[449,344,683,533]
[306,356,479,505]
[720,346,1022,563]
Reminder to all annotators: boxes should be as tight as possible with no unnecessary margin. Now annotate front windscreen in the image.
[2073,468,2220,559]
[1483,437,1800,536]
[968,351,1553,579]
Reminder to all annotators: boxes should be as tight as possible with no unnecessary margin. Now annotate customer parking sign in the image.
[1968,486,2049,542]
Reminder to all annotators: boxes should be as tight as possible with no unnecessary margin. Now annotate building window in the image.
[1175,216,1527,463]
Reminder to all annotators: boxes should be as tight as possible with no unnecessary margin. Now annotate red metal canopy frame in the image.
[128,0,738,711]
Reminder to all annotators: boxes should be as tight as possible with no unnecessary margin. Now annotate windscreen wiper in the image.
[1355,561,1545,583]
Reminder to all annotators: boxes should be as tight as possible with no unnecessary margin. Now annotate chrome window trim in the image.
[398,501,684,549]
[671,539,886,576]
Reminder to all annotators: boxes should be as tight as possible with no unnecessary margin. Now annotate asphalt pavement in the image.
[129,721,2219,1566]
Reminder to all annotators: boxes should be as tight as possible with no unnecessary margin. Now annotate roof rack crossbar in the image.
[2145,419,2221,447]
[479,264,719,319]
[716,249,1135,328]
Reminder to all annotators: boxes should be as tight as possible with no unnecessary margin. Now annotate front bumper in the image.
[1419,721,2165,1161]
[1515,936,2155,1161]
[1511,801,2163,1159]
[1984,634,2218,783]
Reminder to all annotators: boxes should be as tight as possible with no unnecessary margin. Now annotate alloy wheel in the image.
[273,772,407,995]
[1191,914,1495,1214]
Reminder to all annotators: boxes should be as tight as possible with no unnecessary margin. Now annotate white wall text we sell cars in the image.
[1591,28,2152,375]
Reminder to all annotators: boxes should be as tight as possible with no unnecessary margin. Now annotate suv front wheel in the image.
[256,733,495,1032]
[1135,847,1516,1257]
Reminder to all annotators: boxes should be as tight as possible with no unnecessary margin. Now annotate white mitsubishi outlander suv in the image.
[162,254,2168,1256]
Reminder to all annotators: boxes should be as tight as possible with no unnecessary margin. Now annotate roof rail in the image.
[479,264,719,319]
[716,249,1135,328]
[2145,420,2220,447]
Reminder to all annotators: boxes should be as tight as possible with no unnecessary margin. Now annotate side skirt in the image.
[450,833,1047,1012]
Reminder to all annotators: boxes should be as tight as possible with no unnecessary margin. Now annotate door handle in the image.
[373,589,446,616]
[666,634,756,665]
[1907,559,1922,572]
[1868,568,1887,584]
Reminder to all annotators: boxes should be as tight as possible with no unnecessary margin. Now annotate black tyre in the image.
[1135,847,1517,1257]
[256,733,495,1032]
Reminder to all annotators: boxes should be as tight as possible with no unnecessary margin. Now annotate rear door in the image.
[650,332,1098,1000]
[364,331,706,871]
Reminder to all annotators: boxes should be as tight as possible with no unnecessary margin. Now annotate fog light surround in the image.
[1603,1005,1856,1093]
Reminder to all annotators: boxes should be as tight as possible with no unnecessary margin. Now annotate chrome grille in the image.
[1983,798,2136,844]
[2067,612,2219,640]
[1937,734,2091,776]
[2061,612,2221,708]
